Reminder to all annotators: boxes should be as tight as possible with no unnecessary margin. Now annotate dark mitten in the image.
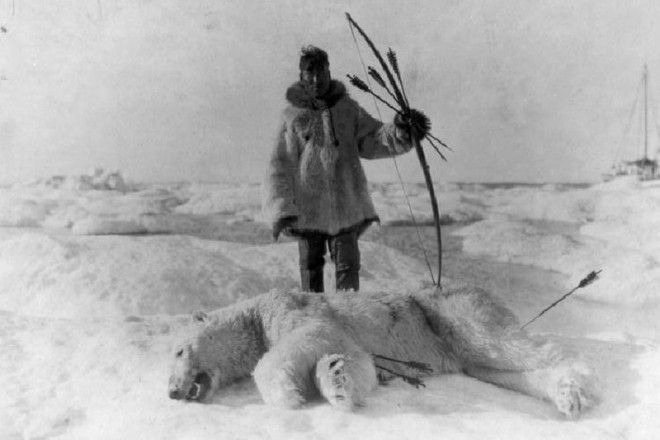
[394,108,431,141]
[272,216,298,241]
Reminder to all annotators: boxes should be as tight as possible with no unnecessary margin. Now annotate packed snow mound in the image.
[457,218,660,304]
[0,231,427,319]
[19,168,131,192]
[468,185,596,223]
[470,176,660,226]
[0,311,191,440]
[452,179,660,304]
[369,182,485,225]
[175,182,263,221]
[0,181,190,232]
[0,195,50,227]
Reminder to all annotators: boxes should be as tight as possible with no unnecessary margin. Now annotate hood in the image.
[285,80,347,110]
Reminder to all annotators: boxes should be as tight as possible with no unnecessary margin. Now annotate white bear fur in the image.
[169,286,596,419]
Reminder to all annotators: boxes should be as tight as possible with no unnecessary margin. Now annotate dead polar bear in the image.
[168,287,596,419]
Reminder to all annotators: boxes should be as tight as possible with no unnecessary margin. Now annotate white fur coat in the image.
[262,80,413,235]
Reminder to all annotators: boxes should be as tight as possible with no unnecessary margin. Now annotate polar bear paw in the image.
[552,374,595,420]
[315,354,358,411]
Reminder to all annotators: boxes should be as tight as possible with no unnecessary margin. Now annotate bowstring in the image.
[347,20,436,285]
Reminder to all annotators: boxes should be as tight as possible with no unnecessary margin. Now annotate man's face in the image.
[300,62,331,98]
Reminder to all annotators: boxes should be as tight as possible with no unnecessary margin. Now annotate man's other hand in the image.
[272,216,298,241]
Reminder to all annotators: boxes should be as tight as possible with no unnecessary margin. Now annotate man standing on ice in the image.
[263,45,427,292]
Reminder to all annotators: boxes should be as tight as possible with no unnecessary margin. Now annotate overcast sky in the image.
[1,0,659,184]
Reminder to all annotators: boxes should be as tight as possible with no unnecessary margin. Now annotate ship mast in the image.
[644,64,649,160]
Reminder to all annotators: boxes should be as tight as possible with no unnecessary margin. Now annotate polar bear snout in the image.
[169,387,184,400]
[169,371,212,401]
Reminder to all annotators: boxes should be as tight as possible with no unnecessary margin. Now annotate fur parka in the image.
[262,80,413,235]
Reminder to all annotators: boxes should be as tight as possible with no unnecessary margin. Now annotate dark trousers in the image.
[298,229,360,292]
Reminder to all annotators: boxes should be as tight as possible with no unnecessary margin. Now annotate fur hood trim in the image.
[285,80,347,110]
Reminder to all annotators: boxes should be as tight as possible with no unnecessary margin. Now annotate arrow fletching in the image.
[387,48,409,107]
[347,74,371,93]
[368,66,387,89]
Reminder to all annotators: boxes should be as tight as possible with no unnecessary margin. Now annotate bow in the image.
[345,12,450,288]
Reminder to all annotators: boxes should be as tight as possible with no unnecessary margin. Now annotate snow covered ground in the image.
[1,172,659,439]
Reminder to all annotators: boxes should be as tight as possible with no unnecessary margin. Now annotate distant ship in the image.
[603,64,660,184]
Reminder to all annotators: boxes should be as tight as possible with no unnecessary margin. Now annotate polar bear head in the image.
[168,309,263,402]
[168,311,220,402]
